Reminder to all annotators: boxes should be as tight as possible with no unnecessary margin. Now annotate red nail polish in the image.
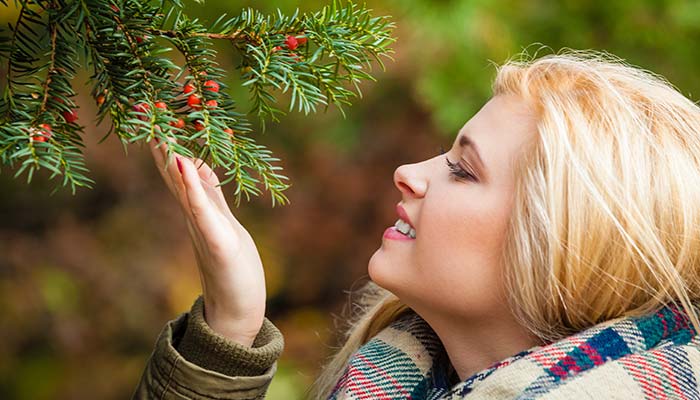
[176,157,183,174]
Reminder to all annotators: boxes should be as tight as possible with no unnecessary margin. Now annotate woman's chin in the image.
[367,248,394,291]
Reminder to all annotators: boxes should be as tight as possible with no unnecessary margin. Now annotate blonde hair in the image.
[307,47,700,399]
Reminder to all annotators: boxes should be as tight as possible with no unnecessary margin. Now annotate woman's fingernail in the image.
[176,157,183,174]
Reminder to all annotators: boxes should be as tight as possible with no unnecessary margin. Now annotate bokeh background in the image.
[3,0,700,398]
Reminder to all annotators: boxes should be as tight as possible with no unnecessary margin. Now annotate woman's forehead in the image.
[456,95,537,175]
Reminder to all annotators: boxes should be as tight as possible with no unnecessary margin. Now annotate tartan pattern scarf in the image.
[328,301,700,399]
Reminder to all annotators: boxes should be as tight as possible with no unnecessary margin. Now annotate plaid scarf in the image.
[329,301,700,399]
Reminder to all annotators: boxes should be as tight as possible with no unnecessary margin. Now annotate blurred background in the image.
[3,0,700,398]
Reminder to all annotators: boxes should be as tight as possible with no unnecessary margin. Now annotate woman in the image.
[132,49,700,399]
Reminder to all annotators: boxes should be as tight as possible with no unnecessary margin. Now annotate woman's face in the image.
[368,94,538,319]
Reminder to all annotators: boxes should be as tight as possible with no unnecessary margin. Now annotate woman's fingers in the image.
[148,137,179,197]
[178,156,223,235]
[148,136,194,215]
[148,135,236,234]
[192,158,221,188]
[191,159,232,216]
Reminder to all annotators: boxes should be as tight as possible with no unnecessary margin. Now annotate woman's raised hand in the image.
[148,136,266,347]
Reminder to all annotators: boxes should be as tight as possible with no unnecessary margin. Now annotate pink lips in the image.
[383,227,414,241]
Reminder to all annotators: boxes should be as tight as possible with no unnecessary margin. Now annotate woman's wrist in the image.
[177,295,284,377]
[202,297,264,347]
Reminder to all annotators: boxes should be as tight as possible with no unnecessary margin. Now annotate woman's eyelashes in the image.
[439,146,477,182]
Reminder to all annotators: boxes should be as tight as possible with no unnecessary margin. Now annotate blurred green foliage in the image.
[3,0,700,399]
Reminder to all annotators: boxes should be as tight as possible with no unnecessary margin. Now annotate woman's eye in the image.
[439,146,477,182]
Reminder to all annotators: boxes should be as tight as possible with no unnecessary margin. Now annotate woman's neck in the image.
[421,309,543,381]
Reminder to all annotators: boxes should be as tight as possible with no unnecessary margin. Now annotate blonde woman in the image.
[132,49,700,399]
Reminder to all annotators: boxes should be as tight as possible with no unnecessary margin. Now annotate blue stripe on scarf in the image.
[634,303,696,348]
[544,327,630,382]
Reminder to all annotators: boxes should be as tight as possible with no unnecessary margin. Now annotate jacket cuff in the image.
[176,295,284,377]
[131,307,280,400]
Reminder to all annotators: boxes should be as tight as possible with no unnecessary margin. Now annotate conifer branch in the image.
[0,0,396,206]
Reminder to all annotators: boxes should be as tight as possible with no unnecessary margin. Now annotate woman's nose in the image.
[393,163,427,198]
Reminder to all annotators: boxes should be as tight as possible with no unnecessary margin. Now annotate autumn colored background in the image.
[3,0,700,398]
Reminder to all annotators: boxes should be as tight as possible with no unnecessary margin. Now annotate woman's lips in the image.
[383,227,415,241]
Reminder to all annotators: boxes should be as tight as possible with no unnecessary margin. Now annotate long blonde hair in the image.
[307,47,700,399]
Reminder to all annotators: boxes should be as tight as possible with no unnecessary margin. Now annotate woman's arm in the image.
[133,135,281,398]
[131,296,284,400]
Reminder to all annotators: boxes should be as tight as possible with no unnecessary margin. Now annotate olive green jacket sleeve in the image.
[132,295,284,400]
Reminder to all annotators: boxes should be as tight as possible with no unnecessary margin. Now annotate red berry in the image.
[194,120,205,131]
[133,102,150,113]
[204,80,220,93]
[39,123,52,133]
[285,35,298,50]
[169,118,186,129]
[154,101,168,110]
[205,100,218,108]
[63,109,78,123]
[224,128,234,136]
[96,95,105,106]
[187,95,201,110]
[110,4,119,12]
[272,46,282,53]
[297,36,308,46]
[133,102,150,121]
[136,36,145,44]
[184,84,195,94]
[32,124,51,142]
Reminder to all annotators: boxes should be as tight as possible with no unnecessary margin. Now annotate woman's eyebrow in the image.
[458,134,486,175]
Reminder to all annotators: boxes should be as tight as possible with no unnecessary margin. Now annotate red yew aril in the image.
[133,102,151,121]
[187,95,201,110]
[133,102,150,113]
[224,128,234,136]
[154,101,168,110]
[184,84,195,94]
[194,120,205,131]
[169,118,186,129]
[204,80,220,92]
[285,35,298,50]
[63,110,78,123]
[32,124,52,142]
[205,100,218,108]
[297,36,308,45]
